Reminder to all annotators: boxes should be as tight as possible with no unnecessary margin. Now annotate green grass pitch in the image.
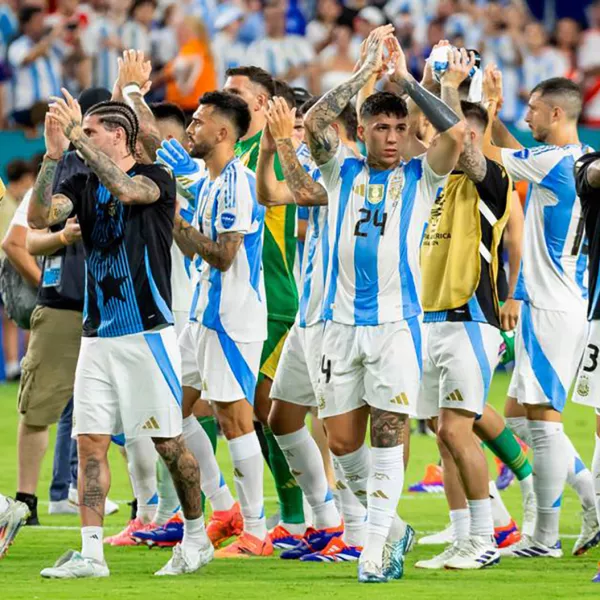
[1,372,599,598]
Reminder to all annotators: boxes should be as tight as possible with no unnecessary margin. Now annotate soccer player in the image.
[224,66,307,547]
[305,26,465,582]
[571,150,600,582]
[172,91,271,557]
[30,93,212,578]
[483,71,599,558]
[415,48,512,570]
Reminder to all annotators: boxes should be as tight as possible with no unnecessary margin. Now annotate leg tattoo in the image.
[370,409,405,448]
[81,457,106,522]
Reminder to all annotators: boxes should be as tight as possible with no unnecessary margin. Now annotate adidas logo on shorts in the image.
[444,389,464,403]
[390,392,409,406]
[142,416,160,430]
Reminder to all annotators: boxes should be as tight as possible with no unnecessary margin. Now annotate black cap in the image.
[78,87,112,115]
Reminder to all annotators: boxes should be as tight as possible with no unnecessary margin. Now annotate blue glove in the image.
[156,139,199,177]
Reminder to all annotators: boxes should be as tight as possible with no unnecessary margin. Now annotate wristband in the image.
[59,232,69,246]
[44,153,62,162]
[122,83,141,96]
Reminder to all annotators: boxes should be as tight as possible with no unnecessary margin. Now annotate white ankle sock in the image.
[468,498,494,538]
[275,427,341,530]
[450,508,470,542]
[592,435,600,524]
[518,472,534,499]
[125,436,158,524]
[182,416,234,512]
[0,493,8,513]
[506,416,532,446]
[529,420,567,547]
[333,457,366,547]
[564,433,596,511]
[488,480,512,528]
[81,526,104,563]
[182,516,209,552]
[361,445,404,568]
[228,432,266,539]
[155,458,179,525]
[333,444,370,510]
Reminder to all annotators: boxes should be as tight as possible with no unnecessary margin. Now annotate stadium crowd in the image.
[0,0,600,589]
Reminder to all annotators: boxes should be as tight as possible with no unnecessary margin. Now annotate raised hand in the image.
[118,49,152,90]
[156,139,199,177]
[441,48,476,88]
[483,63,504,114]
[361,24,395,75]
[44,112,69,159]
[48,88,83,141]
[266,97,296,141]
[423,40,451,88]
[387,36,410,84]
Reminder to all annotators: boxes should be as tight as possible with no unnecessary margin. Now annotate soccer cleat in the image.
[40,550,110,579]
[48,500,79,515]
[408,464,444,493]
[68,487,119,516]
[105,518,148,546]
[0,498,29,559]
[522,491,537,538]
[494,519,521,548]
[300,536,362,562]
[415,543,460,569]
[155,541,214,576]
[358,560,388,583]
[214,531,274,557]
[206,502,243,548]
[133,515,184,548]
[444,537,500,570]
[499,534,563,558]
[383,524,414,580]
[573,508,600,556]
[418,523,453,546]
[268,524,303,550]
[280,524,343,559]
[495,462,515,491]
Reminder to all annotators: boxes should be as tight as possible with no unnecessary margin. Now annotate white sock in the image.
[468,498,494,538]
[333,457,366,547]
[155,458,180,525]
[125,436,158,524]
[182,516,209,552]
[182,416,234,512]
[506,416,533,446]
[333,444,370,510]
[228,432,266,539]
[450,508,470,542]
[564,433,596,511]
[518,472,534,499]
[592,435,600,525]
[276,427,341,530]
[529,420,567,547]
[0,493,9,513]
[489,480,512,528]
[361,445,404,568]
[81,526,104,563]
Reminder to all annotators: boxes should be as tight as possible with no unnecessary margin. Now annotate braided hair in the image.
[84,101,140,156]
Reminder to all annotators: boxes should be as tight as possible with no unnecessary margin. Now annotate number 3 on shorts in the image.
[584,344,599,373]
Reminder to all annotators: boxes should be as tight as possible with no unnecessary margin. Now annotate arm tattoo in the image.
[370,408,406,448]
[70,127,160,204]
[305,65,374,164]
[30,156,59,227]
[80,457,106,522]
[276,139,328,206]
[127,91,162,160]
[173,214,243,271]
[154,436,201,519]
[48,194,74,226]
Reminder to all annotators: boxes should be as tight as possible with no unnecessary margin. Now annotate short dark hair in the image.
[85,101,140,155]
[360,92,408,122]
[460,101,489,131]
[299,97,358,142]
[129,0,157,18]
[150,102,187,128]
[273,79,296,109]
[19,6,42,28]
[6,159,33,183]
[199,91,251,141]
[531,77,583,120]
[225,66,276,98]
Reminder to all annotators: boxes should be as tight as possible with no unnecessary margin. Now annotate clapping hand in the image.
[48,88,83,142]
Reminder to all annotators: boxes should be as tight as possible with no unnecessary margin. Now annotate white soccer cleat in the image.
[521,491,536,538]
[443,537,500,570]
[499,534,563,558]
[155,541,214,576]
[415,543,459,569]
[40,550,110,579]
[48,500,78,515]
[573,508,600,556]
[418,523,453,546]
[0,498,29,559]
[67,487,119,516]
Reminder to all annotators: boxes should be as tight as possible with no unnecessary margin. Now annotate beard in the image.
[189,140,213,159]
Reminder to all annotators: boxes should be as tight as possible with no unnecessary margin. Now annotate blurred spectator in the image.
[8,6,69,128]
[212,5,246,85]
[350,6,386,61]
[306,0,343,53]
[248,0,314,87]
[121,0,156,56]
[150,2,179,70]
[310,23,356,93]
[579,0,600,126]
[441,0,481,49]
[238,0,264,44]
[553,18,581,78]
[0,158,35,381]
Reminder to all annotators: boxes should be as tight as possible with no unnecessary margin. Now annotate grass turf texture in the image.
[1,372,599,598]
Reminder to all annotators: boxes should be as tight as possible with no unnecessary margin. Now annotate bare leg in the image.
[77,434,111,527]
[17,421,49,495]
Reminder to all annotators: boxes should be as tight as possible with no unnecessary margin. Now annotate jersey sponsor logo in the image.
[221,212,236,230]
[142,416,161,430]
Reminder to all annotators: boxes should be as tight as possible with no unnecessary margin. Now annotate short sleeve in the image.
[55,173,87,215]
[416,154,448,212]
[501,146,560,184]
[575,152,600,198]
[215,169,251,235]
[80,21,100,56]
[10,189,32,228]
[8,38,28,68]
[474,159,511,219]
[317,143,348,190]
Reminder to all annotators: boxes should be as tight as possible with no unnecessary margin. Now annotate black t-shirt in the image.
[56,162,176,337]
[443,158,511,328]
[575,151,600,320]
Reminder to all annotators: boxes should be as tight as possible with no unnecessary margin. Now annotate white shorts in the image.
[417,321,502,419]
[317,319,422,419]
[271,322,324,407]
[508,303,587,412]
[573,320,600,409]
[73,327,183,439]
[179,321,262,403]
